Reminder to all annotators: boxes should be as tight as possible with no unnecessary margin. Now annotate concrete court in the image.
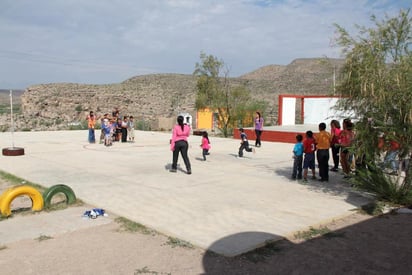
[0,130,370,256]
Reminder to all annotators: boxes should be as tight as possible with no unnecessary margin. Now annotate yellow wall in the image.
[196,108,213,129]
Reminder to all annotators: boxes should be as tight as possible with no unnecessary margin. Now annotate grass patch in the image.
[35,235,53,242]
[358,201,393,216]
[163,236,194,249]
[44,199,84,212]
[294,226,331,241]
[115,217,156,235]
[238,241,282,263]
[0,170,46,192]
[134,266,171,275]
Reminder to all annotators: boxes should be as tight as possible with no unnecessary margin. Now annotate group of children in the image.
[292,131,316,182]
[291,119,358,182]
[86,110,135,146]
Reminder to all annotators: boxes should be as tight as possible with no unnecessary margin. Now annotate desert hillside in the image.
[0,58,344,132]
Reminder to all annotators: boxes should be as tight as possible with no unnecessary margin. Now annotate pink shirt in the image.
[201,137,211,150]
[331,127,341,145]
[170,124,190,150]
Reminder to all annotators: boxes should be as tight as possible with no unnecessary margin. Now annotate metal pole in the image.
[333,66,336,94]
[10,90,15,148]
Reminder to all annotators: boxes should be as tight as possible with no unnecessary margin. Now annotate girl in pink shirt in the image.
[200,131,211,161]
[170,115,192,174]
[330,120,342,171]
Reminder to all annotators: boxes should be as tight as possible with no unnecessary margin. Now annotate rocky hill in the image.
[1,58,344,132]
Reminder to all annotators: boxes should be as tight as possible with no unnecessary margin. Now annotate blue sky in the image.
[0,0,410,88]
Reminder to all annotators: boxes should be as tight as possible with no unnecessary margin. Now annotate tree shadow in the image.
[202,212,412,274]
[275,166,371,209]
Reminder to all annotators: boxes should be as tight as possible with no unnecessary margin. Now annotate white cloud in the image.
[0,0,409,88]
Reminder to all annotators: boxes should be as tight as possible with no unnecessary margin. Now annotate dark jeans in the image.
[292,155,303,179]
[317,149,330,181]
[239,141,253,157]
[202,149,209,160]
[331,144,340,169]
[255,130,262,147]
[121,127,127,142]
[172,140,191,171]
[88,128,95,143]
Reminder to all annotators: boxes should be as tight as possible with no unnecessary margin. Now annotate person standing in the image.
[121,116,128,143]
[330,120,342,171]
[315,122,331,182]
[86,111,98,143]
[292,134,304,180]
[254,112,264,147]
[170,115,192,174]
[303,130,317,182]
[340,119,355,178]
[127,116,135,142]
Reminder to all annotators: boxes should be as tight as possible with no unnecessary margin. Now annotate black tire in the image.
[43,184,76,208]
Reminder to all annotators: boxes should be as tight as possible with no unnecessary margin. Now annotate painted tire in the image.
[0,185,44,217]
[2,147,25,156]
[43,184,76,208]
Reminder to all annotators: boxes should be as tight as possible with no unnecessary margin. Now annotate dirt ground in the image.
[1,181,412,275]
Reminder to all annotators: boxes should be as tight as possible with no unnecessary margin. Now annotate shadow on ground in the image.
[202,212,412,274]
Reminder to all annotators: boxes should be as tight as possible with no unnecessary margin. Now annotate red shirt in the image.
[303,138,316,154]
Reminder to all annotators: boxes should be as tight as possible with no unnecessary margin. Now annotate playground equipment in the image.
[0,185,44,216]
[2,90,25,156]
[0,184,77,216]
[43,184,77,208]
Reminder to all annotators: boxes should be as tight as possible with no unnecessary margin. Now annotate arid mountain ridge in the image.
[1,58,344,131]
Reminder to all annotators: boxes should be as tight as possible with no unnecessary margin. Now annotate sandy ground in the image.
[1,182,412,275]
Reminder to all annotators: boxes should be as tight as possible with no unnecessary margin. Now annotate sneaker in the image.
[303,178,308,183]
[187,169,192,175]
[311,176,317,180]
[330,167,338,172]
[170,169,177,173]
[291,176,296,180]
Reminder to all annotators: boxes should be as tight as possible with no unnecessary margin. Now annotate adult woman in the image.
[170,115,192,174]
[254,112,264,147]
[330,120,341,171]
[86,111,97,143]
[340,119,355,178]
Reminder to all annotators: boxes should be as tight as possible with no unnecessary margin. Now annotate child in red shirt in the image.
[303,131,317,182]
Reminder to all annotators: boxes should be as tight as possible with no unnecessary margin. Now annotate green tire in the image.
[43,184,76,208]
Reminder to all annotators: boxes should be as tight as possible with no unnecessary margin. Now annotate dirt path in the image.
[1,181,412,274]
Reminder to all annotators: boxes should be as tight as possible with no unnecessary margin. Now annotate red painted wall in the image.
[233,128,304,144]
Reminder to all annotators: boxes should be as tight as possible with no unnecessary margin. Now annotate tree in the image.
[193,52,266,137]
[334,9,412,204]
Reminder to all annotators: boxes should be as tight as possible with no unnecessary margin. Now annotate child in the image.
[292,134,304,180]
[238,128,255,157]
[200,131,211,161]
[102,118,113,146]
[127,116,135,142]
[315,122,332,182]
[303,131,316,182]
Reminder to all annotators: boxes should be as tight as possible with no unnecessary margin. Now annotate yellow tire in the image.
[0,185,44,217]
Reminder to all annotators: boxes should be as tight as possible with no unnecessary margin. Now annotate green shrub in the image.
[352,165,412,205]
